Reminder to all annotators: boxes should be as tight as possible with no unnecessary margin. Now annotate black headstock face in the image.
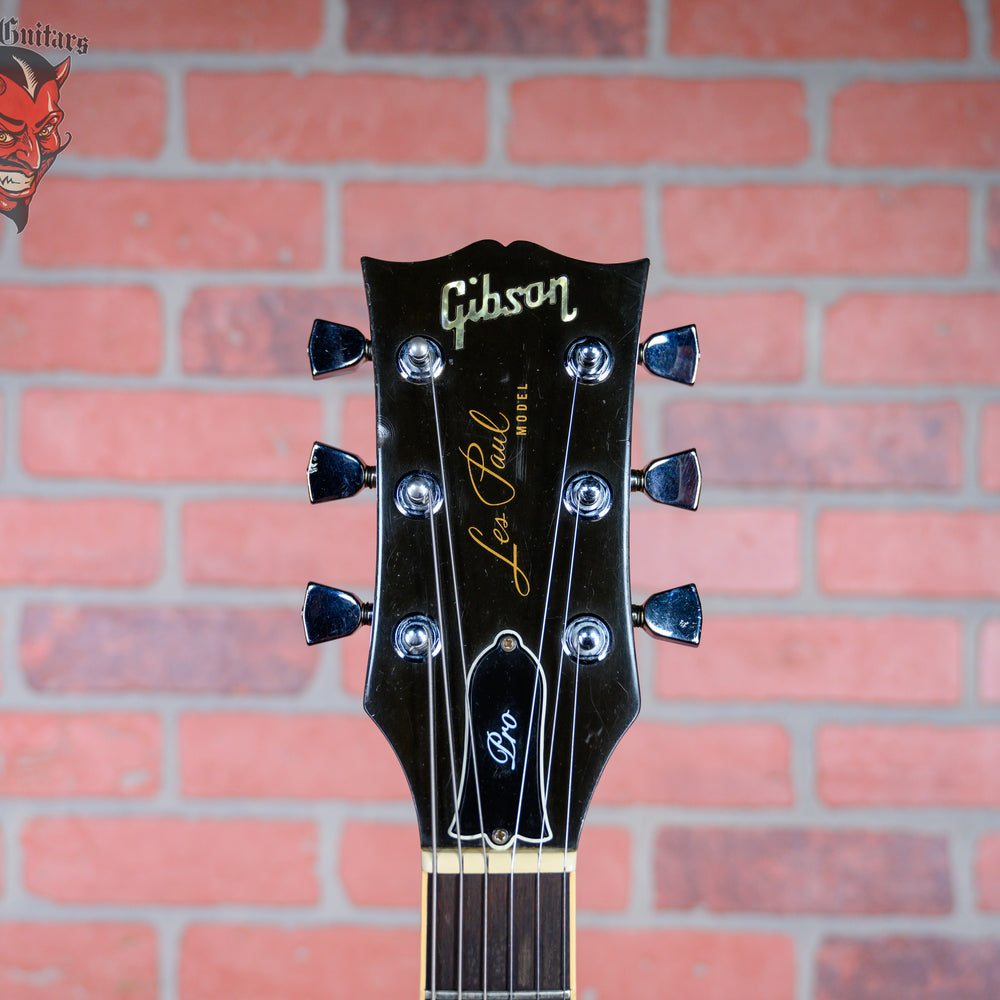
[303,240,702,854]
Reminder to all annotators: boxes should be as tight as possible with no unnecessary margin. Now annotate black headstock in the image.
[303,240,701,853]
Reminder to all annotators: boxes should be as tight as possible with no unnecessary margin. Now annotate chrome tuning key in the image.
[632,450,701,510]
[309,319,371,378]
[632,584,702,646]
[639,324,699,384]
[307,443,375,503]
[302,583,372,645]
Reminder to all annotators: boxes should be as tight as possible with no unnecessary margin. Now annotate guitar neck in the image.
[422,850,575,1000]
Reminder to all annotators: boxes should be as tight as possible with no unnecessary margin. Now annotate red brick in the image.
[340,822,419,907]
[21,605,315,693]
[577,929,794,1000]
[641,291,804,382]
[346,0,644,55]
[664,401,961,489]
[824,294,1000,385]
[983,406,1000,490]
[340,628,370,695]
[180,713,410,800]
[341,391,377,458]
[991,190,1000,271]
[819,725,1000,806]
[577,826,631,911]
[976,833,1000,909]
[183,499,375,586]
[509,78,807,165]
[188,73,485,163]
[980,620,1000,702]
[181,925,417,1000]
[22,0,323,49]
[24,817,317,903]
[595,722,791,806]
[631,506,799,595]
[657,616,961,703]
[819,510,1000,597]
[60,71,164,158]
[0,285,160,373]
[669,0,967,58]
[0,923,157,1000]
[182,286,369,375]
[662,186,967,275]
[831,81,1000,167]
[0,713,158,797]
[817,937,1000,1000]
[21,179,322,269]
[23,389,317,482]
[995,0,1000,58]
[656,828,950,914]
[0,499,160,585]
[343,183,643,269]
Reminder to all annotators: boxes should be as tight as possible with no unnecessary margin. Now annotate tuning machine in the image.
[632,450,701,510]
[309,319,371,378]
[308,443,375,503]
[633,584,702,646]
[639,324,699,384]
[302,583,372,645]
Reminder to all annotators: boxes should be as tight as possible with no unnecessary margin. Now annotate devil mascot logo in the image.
[0,46,70,232]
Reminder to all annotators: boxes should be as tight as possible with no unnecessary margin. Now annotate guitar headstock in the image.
[303,240,701,853]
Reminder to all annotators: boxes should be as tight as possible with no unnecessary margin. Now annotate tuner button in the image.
[308,443,375,503]
[302,583,372,645]
[633,584,702,646]
[632,450,701,510]
[640,324,699,384]
[309,319,370,378]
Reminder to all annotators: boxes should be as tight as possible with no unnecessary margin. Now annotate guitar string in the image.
[425,615,438,1000]
[507,372,581,1000]
[430,372,492,1000]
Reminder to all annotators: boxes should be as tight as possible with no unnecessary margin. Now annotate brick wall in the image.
[1,0,998,998]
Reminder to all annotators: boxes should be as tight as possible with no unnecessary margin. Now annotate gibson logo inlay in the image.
[441,272,577,349]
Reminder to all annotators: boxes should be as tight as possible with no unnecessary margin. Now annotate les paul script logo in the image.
[463,408,529,596]
[441,272,577,349]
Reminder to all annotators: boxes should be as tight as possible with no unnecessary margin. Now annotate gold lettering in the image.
[469,527,530,596]
[462,443,515,507]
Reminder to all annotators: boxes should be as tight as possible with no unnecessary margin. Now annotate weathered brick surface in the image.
[982,405,1000,491]
[819,726,1000,806]
[656,616,961,703]
[21,179,323,269]
[816,937,1000,1000]
[345,0,645,55]
[0,923,157,1000]
[22,0,324,49]
[24,817,317,903]
[21,606,315,693]
[991,189,1000,271]
[0,286,161,373]
[668,0,967,58]
[180,925,418,1000]
[819,511,1000,596]
[23,389,318,482]
[975,833,1000,910]
[0,713,159,797]
[595,722,791,806]
[60,71,164,158]
[0,499,160,585]
[655,828,951,913]
[181,286,369,375]
[509,78,807,164]
[188,73,486,163]
[180,713,410,799]
[824,294,1000,385]
[662,401,961,488]
[662,186,967,275]
[980,621,1000,702]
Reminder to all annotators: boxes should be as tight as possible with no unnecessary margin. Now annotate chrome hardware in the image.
[631,450,701,510]
[632,584,702,646]
[308,319,371,378]
[394,472,444,518]
[397,336,444,383]
[302,584,372,645]
[564,338,613,384]
[307,443,375,503]
[562,615,612,663]
[639,324,699,384]
[563,473,613,521]
[393,615,442,661]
